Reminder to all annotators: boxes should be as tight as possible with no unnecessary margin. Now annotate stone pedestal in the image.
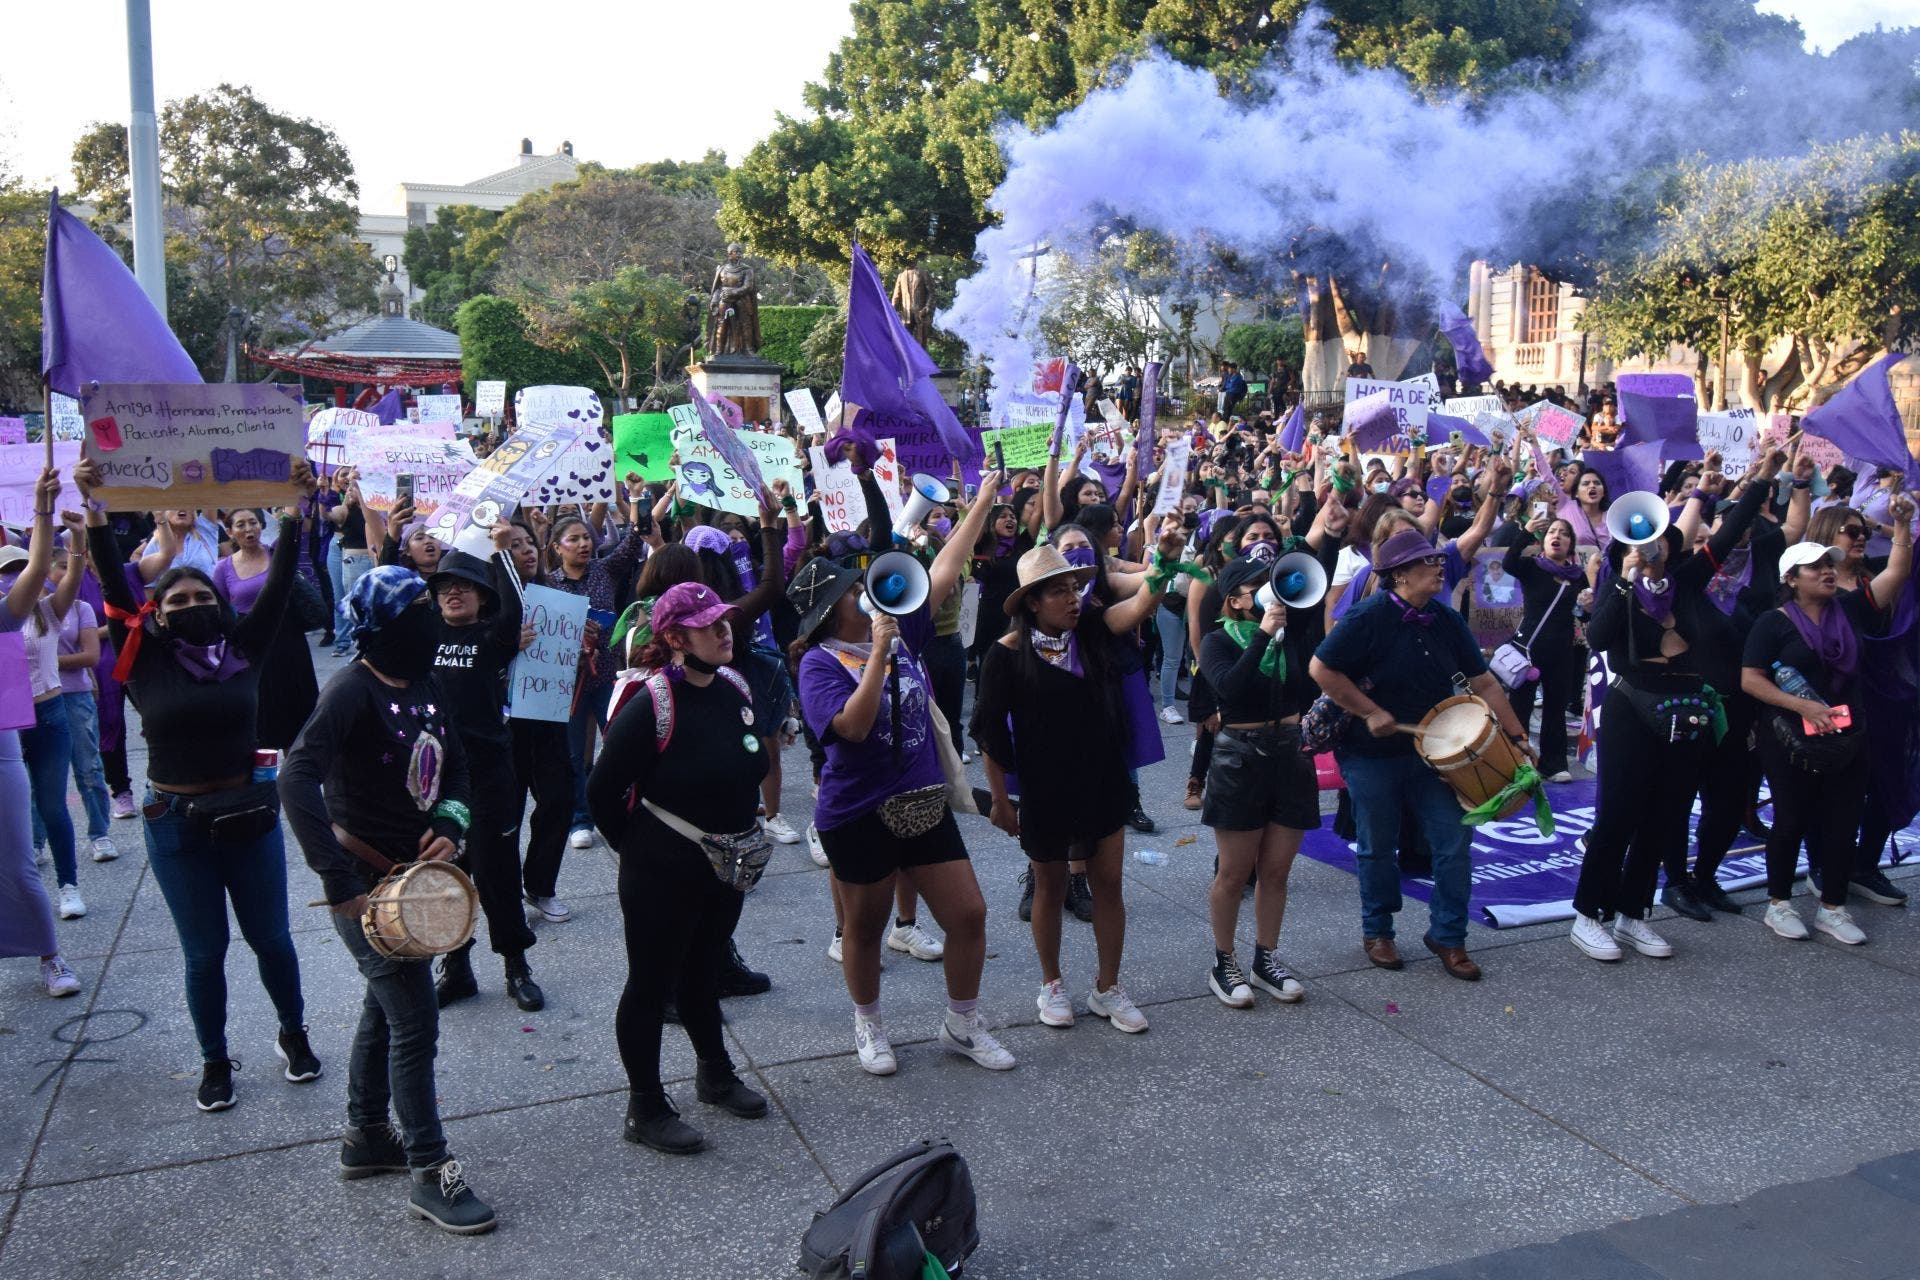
[930,368,963,408]
[689,353,787,427]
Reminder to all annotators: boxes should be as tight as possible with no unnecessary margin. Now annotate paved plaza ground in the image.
[3,647,1918,1278]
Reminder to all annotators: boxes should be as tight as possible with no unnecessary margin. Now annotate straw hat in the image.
[1003,544,1095,616]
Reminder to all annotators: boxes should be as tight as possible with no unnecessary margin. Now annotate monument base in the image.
[690,353,787,427]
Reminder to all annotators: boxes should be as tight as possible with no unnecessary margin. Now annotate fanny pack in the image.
[1617,676,1720,745]
[876,783,949,840]
[641,798,773,893]
[179,781,281,850]
[1767,714,1861,775]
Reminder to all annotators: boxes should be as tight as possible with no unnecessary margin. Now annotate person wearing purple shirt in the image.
[791,465,1014,1079]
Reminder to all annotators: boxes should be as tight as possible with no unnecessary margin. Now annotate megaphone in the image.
[1257,551,1328,612]
[893,473,951,541]
[1605,491,1670,547]
[859,550,930,619]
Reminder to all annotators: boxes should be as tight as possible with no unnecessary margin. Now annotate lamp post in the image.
[222,305,245,382]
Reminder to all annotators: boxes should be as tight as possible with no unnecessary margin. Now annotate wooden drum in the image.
[1416,695,1529,819]
[361,861,478,959]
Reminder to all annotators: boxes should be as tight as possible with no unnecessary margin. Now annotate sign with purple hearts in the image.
[514,385,604,431]
[425,419,589,555]
[527,436,617,507]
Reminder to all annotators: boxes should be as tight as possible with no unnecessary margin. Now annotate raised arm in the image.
[1451,458,1512,562]
[4,469,60,623]
[1102,523,1188,633]
[726,494,788,627]
[928,470,1002,613]
[1869,493,1915,607]
[231,462,319,657]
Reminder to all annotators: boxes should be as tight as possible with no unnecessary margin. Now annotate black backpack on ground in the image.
[798,1139,979,1278]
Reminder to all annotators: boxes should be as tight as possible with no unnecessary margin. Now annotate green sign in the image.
[978,421,1054,469]
[612,413,676,482]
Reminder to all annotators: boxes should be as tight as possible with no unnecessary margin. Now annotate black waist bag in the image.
[799,1139,979,1279]
[183,781,281,850]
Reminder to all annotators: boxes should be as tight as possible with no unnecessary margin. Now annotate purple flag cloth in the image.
[41,191,200,397]
[839,242,979,468]
[1279,403,1306,452]
[1050,362,1082,457]
[1581,442,1664,497]
[1616,391,1698,447]
[1435,301,1493,385]
[1803,354,1919,486]
[1426,410,1487,447]
[685,379,764,490]
[1346,390,1398,451]
[1661,438,1705,462]
[1616,373,1695,401]
[370,389,404,425]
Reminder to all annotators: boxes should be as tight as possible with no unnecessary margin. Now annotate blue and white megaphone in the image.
[1605,491,1670,547]
[1256,551,1328,612]
[859,550,930,620]
[893,473,952,541]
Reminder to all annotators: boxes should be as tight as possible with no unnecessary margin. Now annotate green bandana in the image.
[1219,619,1283,678]
[1460,763,1554,836]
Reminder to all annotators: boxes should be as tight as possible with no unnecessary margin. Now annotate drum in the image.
[361,861,478,959]
[1416,695,1529,819]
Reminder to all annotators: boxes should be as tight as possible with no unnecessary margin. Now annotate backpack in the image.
[798,1139,979,1279]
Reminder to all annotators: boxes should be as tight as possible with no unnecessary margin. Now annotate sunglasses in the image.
[1837,524,1867,539]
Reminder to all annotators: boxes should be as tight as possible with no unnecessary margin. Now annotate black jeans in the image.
[1676,696,1757,884]
[1509,642,1574,775]
[460,788,536,957]
[331,914,447,1169]
[1758,730,1865,904]
[1575,680,1707,920]
[615,811,744,1105]
[513,718,574,900]
[921,632,967,756]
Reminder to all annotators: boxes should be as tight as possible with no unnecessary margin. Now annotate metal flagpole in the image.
[125,0,167,314]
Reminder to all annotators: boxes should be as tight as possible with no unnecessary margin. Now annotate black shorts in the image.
[1203,725,1321,832]
[818,805,967,885]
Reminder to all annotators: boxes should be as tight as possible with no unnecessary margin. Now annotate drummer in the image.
[282,566,497,1236]
[1309,528,1531,980]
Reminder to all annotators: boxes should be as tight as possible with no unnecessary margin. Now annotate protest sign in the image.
[508,584,589,723]
[348,432,476,514]
[49,392,84,441]
[305,406,382,477]
[1517,400,1586,449]
[809,446,865,533]
[1343,377,1433,435]
[1766,414,1845,470]
[528,436,617,507]
[515,385,604,430]
[474,381,507,418]
[1696,407,1758,478]
[1153,437,1192,516]
[978,421,1054,469]
[1445,395,1506,420]
[612,413,676,483]
[669,421,758,517]
[79,382,306,508]
[0,443,83,525]
[1097,398,1125,425]
[0,418,23,445]
[786,389,825,435]
[426,420,588,555]
[823,392,843,429]
[866,439,905,526]
[415,393,462,425]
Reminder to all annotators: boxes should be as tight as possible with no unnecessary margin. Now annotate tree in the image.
[0,173,46,410]
[70,84,377,367]
[1036,250,1164,376]
[454,294,605,404]
[403,205,504,329]
[512,266,697,408]
[1221,318,1305,383]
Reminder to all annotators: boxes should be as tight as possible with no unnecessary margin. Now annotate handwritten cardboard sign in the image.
[348,432,476,514]
[809,446,865,533]
[1517,400,1586,449]
[669,420,800,516]
[0,443,83,525]
[978,421,1054,469]
[1153,437,1192,516]
[786,389,826,435]
[425,419,589,556]
[0,417,24,445]
[1696,407,1758,478]
[474,381,507,417]
[612,413,676,484]
[414,393,463,425]
[508,584,589,723]
[78,382,306,508]
[515,385,603,431]
[1344,376,1435,433]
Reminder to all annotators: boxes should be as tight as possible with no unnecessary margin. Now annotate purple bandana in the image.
[170,636,250,684]
[1387,591,1434,627]
[1784,599,1858,679]
[1633,576,1674,623]
[1537,554,1585,583]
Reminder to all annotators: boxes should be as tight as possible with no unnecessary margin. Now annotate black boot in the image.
[1660,877,1713,922]
[624,1095,705,1154]
[1692,875,1742,915]
[434,943,478,1008]
[695,1063,769,1119]
[339,1120,408,1179]
[503,954,545,1012]
[714,941,771,999]
[1017,868,1034,923]
[1066,872,1095,923]
[1128,804,1156,834]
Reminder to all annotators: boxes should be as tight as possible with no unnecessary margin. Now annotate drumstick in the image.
[1394,723,1431,737]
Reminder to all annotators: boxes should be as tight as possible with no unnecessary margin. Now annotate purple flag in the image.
[1803,354,1919,485]
[1616,391,1698,447]
[1435,301,1493,385]
[41,191,200,397]
[1581,442,1664,497]
[1136,360,1161,472]
[1616,373,1695,401]
[1346,390,1398,451]
[1426,410,1488,448]
[1050,361,1082,457]
[370,388,404,425]
[1279,402,1306,452]
[685,379,764,490]
[837,243,979,469]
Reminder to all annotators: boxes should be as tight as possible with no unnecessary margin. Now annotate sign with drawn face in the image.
[426,420,589,555]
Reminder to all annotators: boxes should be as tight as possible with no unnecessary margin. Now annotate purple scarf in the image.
[1706,548,1753,616]
[1633,576,1674,623]
[169,635,251,684]
[1536,554,1585,583]
[1784,599,1858,680]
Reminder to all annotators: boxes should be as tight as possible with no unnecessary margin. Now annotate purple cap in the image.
[651,581,732,634]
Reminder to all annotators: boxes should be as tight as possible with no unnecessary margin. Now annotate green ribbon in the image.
[1460,763,1554,837]
[921,1254,953,1280]
[1219,618,1283,678]
[1329,471,1357,495]
[1701,684,1728,745]
[1145,555,1212,595]
[609,596,656,657]
[431,799,472,835]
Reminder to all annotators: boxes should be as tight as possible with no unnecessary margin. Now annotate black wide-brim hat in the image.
[789,557,860,638]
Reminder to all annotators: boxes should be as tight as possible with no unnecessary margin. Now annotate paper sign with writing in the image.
[508,584,590,723]
[823,392,843,429]
[1153,437,1192,516]
[349,433,476,514]
[1697,407,1758,478]
[0,443,82,525]
[0,418,23,445]
[1765,414,1845,470]
[425,420,589,555]
[1097,398,1125,425]
[669,423,799,515]
[1343,377,1433,432]
[514,385,604,430]
[612,413,676,483]
[474,381,507,417]
[415,394,463,425]
[872,439,905,526]
[306,407,383,477]
[809,446,865,533]
[1516,400,1587,449]
[78,382,306,508]
[49,393,83,441]
[786,389,825,435]
[528,436,617,507]
[978,421,1054,469]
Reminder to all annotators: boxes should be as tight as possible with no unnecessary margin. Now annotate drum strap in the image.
[332,824,399,876]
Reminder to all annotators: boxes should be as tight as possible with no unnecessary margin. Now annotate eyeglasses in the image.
[1837,524,1867,539]
[1413,555,1446,568]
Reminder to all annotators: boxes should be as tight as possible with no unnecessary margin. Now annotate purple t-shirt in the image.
[798,606,942,831]
[214,554,270,614]
[55,599,98,695]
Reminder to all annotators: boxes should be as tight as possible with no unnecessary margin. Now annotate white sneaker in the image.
[57,884,86,920]
[1764,900,1810,940]
[763,813,802,845]
[1813,905,1867,946]
[961,750,974,764]
[806,824,829,868]
[939,1009,1016,1071]
[90,836,119,863]
[853,1012,896,1076]
[524,895,572,923]
[1548,770,1573,784]
[1087,983,1149,1033]
[568,827,594,850]
[1612,915,1673,958]
[1159,705,1185,725]
[41,956,81,998]
[1035,979,1074,1028]
[886,922,945,961]
[827,932,843,963]
[1569,912,1623,961]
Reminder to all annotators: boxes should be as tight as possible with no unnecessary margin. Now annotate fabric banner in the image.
[507,584,589,723]
[79,382,306,509]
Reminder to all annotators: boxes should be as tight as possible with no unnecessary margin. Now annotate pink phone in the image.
[1806,704,1852,735]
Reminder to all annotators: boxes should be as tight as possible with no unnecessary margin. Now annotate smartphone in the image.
[1450,430,1464,447]
[1807,704,1852,735]
[993,438,1007,475]
[1532,501,1549,520]
[962,483,978,502]
[396,473,415,505]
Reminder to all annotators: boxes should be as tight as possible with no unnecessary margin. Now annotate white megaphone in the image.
[893,473,951,541]
[1605,491,1670,547]
[1257,551,1328,612]
[859,550,930,620]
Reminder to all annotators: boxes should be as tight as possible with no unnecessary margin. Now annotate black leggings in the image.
[1675,698,1758,884]
[1758,732,1865,904]
[1509,642,1575,774]
[615,812,743,1102]
[513,718,574,900]
[458,796,536,958]
[1575,681,1706,919]
[922,632,966,756]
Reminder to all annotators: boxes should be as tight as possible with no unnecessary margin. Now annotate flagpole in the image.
[43,384,53,470]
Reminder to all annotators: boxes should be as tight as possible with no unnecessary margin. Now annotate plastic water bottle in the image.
[1772,663,1824,705]
[251,749,280,783]
[1133,848,1168,866]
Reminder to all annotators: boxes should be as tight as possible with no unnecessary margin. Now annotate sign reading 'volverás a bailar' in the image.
[79,383,306,508]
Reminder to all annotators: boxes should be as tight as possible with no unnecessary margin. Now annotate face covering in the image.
[1242,539,1278,564]
[929,516,952,538]
[683,653,722,675]
[165,604,226,647]
[1061,545,1098,606]
[361,604,440,679]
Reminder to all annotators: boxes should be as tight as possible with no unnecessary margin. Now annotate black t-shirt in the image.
[1199,626,1311,723]
[1741,593,1879,726]
[1313,588,1489,757]
[338,504,367,551]
[586,673,769,848]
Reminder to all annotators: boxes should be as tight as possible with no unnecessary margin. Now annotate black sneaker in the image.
[1016,868,1034,923]
[1249,946,1305,1002]
[715,942,772,998]
[624,1098,705,1154]
[1660,880,1713,922]
[1066,872,1095,923]
[503,957,546,1012]
[1692,876,1742,914]
[695,1066,769,1119]
[339,1121,408,1179]
[434,945,478,1008]
[1208,951,1253,1008]
[274,1026,322,1082]
[1851,869,1909,907]
[196,1058,238,1112]
[408,1158,497,1235]
[1128,805,1156,835]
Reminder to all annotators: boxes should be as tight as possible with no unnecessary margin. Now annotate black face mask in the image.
[165,604,226,647]
[361,605,439,679]
[1181,512,1200,530]
[683,653,721,675]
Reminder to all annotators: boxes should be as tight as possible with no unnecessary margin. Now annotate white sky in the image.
[0,0,1908,210]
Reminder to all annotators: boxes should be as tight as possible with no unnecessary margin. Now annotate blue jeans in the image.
[21,696,76,886]
[331,913,448,1169]
[1337,750,1474,947]
[143,789,306,1061]
[1153,604,1188,709]
[335,549,373,652]
[60,692,112,840]
[566,692,607,830]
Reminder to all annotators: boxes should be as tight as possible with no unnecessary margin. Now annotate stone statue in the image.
[891,258,935,348]
[706,243,761,357]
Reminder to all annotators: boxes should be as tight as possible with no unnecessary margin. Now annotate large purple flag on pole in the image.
[41,191,200,397]
[1616,391,1698,448]
[1435,300,1493,385]
[837,242,979,469]
[1802,354,1919,486]
[685,379,765,491]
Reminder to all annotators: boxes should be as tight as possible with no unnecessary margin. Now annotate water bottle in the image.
[1771,662,1824,705]
[251,749,280,783]
[1133,848,1168,866]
